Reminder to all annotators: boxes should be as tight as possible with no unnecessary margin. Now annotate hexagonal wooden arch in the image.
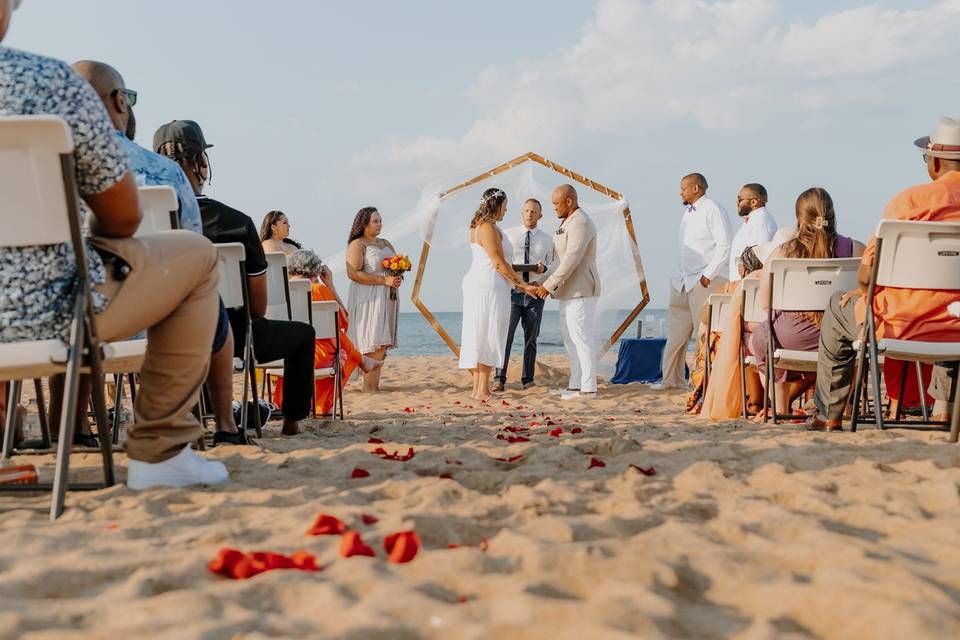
[411,151,650,358]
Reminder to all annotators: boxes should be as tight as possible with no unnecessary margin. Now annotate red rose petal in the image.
[545,420,556,426]
[371,447,416,461]
[209,548,319,580]
[350,467,370,479]
[502,400,510,407]
[588,457,606,469]
[571,428,583,434]
[516,405,525,410]
[458,595,469,603]
[368,437,385,444]
[445,458,463,466]
[361,513,378,525]
[605,417,615,422]
[454,401,461,405]
[629,464,657,476]
[493,454,524,463]
[438,473,454,479]
[384,530,420,563]
[340,531,376,558]
[506,436,530,443]
[529,421,542,427]
[548,427,563,437]
[306,514,347,536]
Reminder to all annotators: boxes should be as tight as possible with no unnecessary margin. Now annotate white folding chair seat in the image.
[0,341,68,381]
[100,339,148,374]
[850,220,960,434]
[771,349,818,372]
[254,253,292,370]
[134,185,178,236]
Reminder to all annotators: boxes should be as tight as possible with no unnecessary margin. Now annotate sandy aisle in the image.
[1,354,960,639]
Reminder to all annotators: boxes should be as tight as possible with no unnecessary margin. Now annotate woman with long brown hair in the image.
[260,210,302,256]
[751,187,864,420]
[459,188,539,401]
[345,207,398,391]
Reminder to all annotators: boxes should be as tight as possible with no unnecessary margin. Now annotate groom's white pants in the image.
[559,296,597,393]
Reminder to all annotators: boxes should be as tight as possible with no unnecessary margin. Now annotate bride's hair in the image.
[469,188,506,229]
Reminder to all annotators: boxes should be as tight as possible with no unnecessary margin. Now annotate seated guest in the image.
[809,118,960,430]
[67,60,242,446]
[271,250,382,416]
[154,121,316,436]
[260,210,301,256]
[0,2,226,488]
[728,183,778,282]
[751,187,864,420]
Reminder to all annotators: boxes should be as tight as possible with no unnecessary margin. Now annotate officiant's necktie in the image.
[523,230,531,283]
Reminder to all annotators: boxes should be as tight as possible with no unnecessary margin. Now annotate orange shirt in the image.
[857,171,960,341]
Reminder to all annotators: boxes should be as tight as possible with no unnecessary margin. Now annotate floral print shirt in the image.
[0,47,128,343]
[116,131,202,234]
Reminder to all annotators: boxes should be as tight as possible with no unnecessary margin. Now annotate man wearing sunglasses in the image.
[71,60,201,234]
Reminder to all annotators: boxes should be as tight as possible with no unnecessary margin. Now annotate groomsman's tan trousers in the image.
[660,278,727,389]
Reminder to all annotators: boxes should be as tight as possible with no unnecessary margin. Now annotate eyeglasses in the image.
[110,88,137,107]
[922,153,930,164]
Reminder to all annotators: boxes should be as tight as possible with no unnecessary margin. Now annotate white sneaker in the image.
[550,388,580,396]
[648,383,684,391]
[561,391,597,401]
[127,445,229,490]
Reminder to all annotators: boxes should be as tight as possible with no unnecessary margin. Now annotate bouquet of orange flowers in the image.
[381,254,413,300]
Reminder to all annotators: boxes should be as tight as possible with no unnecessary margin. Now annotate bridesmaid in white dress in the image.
[460,188,539,401]
[346,207,398,391]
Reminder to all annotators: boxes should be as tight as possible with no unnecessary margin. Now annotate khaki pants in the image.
[92,231,219,463]
[661,278,727,388]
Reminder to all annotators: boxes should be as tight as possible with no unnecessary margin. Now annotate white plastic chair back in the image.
[263,252,289,321]
[288,279,312,324]
[874,220,960,290]
[215,243,246,310]
[769,258,861,312]
[135,185,178,236]
[311,301,339,341]
[741,278,764,323]
[708,293,732,329]
[0,116,74,247]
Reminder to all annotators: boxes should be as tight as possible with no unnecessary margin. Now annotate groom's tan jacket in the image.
[543,208,600,300]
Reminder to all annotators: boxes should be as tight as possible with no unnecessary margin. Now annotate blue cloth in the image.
[611,338,682,384]
[116,131,202,234]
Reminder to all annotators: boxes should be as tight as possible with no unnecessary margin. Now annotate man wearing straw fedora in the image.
[807,116,960,431]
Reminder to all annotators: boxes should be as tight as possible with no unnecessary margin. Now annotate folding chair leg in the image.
[248,360,262,439]
[34,378,51,449]
[868,341,885,431]
[127,373,137,406]
[2,380,22,459]
[88,370,115,487]
[915,361,930,422]
[739,343,748,419]
[50,301,85,521]
[769,359,778,425]
[111,373,124,446]
[950,374,960,443]
[850,346,867,433]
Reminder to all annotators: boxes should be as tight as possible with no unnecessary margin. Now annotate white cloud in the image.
[351,0,960,184]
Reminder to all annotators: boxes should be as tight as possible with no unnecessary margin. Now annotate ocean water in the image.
[392,308,671,357]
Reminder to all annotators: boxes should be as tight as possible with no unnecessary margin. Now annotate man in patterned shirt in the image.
[0,0,228,488]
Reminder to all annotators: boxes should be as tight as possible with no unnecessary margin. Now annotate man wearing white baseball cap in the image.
[808,117,960,431]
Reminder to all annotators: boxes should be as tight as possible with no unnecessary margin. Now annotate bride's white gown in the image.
[458,232,513,369]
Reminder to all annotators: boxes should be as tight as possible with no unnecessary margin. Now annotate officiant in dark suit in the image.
[493,198,555,391]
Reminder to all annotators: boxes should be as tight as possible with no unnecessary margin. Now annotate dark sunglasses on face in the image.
[110,87,137,107]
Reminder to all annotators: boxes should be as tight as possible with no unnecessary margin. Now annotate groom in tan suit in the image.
[535,184,600,400]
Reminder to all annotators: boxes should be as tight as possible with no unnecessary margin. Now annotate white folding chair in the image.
[260,277,312,406]
[764,257,861,423]
[703,293,732,391]
[214,242,261,441]
[256,253,293,403]
[738,277,764,418]
[311,300,344,420]
[0,116,115,519]
[850,220,960,434]
[134,185,178,236]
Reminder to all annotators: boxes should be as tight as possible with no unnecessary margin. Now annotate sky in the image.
[7,0,960,313]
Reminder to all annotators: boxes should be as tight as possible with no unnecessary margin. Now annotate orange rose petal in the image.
[306,514,347,536]
[403,407,415,413]
[340,531,376,558]
[208,548,319,579]
[384,530,420,563]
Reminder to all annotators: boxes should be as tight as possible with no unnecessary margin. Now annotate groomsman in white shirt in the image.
[728,183,778,282]
[653,172,734,390]
[494,198,555,391]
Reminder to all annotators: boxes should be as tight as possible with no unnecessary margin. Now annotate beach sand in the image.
[2,354,960,639]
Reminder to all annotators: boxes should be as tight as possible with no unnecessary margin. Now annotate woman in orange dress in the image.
[272,250,382,416]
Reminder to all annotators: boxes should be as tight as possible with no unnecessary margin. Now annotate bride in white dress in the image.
[459,188,539,401]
